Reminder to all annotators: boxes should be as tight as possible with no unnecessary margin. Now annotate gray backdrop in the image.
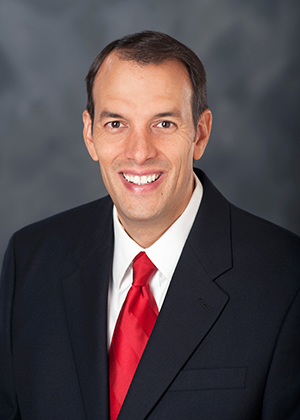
[1,0,299,267]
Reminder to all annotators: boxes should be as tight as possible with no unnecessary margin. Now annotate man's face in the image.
[83,53,211,244]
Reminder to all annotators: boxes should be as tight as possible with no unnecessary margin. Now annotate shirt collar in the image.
[112,172,203,289]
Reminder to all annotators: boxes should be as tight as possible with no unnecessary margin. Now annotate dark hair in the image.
[85,30,208,129]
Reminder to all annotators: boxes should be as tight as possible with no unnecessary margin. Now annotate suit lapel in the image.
[61,197,114,420]
[118,169,233,420]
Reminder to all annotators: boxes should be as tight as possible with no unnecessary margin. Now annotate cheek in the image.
[96,143,117,168]
[169,143,194,171]
[97,149,122,189]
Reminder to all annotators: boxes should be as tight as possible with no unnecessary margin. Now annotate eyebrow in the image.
[99,111,124,120]
[153,110,182,119]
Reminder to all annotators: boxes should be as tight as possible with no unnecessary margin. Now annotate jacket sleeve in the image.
[0,236,21,419]
[262,287,300,420]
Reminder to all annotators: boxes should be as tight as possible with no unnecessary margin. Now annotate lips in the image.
[122,173,161,185]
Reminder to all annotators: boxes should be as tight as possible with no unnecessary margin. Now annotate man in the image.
[0,31,299,420]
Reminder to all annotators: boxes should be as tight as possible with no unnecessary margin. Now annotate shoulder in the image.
[230,204,300,264]
[228,204,300,301]
[195,168,300,288]
[14,195,113,242]
[197,167,300,258]
[9,195,113,276]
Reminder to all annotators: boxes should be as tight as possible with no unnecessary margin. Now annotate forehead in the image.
[93,52,192,104]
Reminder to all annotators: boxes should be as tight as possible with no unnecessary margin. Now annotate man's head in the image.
[85,31,208,131]
[83,31,212,247]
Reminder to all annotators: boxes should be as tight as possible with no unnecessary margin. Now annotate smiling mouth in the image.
[122,173,161,185]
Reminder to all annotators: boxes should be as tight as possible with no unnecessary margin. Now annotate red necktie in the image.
[109,252,158,420]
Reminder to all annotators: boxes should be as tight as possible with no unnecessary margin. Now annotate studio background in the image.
[1,0,299,267]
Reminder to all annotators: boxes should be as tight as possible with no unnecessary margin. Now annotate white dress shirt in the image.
[108,174,203,345]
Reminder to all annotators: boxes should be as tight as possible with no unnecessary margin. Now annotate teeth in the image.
[123,173,160,185]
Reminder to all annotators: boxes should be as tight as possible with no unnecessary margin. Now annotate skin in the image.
[83,52,212,248]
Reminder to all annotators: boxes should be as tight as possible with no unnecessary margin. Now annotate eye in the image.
[106,121,124,129]
[156,121,175,129]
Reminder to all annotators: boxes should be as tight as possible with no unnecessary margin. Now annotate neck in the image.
[119,218,173,248]
[117,188,195,248]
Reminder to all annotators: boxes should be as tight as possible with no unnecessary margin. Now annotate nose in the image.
[125,128,157,164]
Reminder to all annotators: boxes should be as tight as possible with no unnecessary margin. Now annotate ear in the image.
[82,110,99,161]
[193,109,212,161]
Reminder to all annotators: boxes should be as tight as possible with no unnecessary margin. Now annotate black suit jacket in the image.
[1,169,300,420]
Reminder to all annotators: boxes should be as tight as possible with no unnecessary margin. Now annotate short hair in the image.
[85,30,208,129]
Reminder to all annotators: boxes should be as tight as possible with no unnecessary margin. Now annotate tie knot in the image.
[132,252,157,287]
